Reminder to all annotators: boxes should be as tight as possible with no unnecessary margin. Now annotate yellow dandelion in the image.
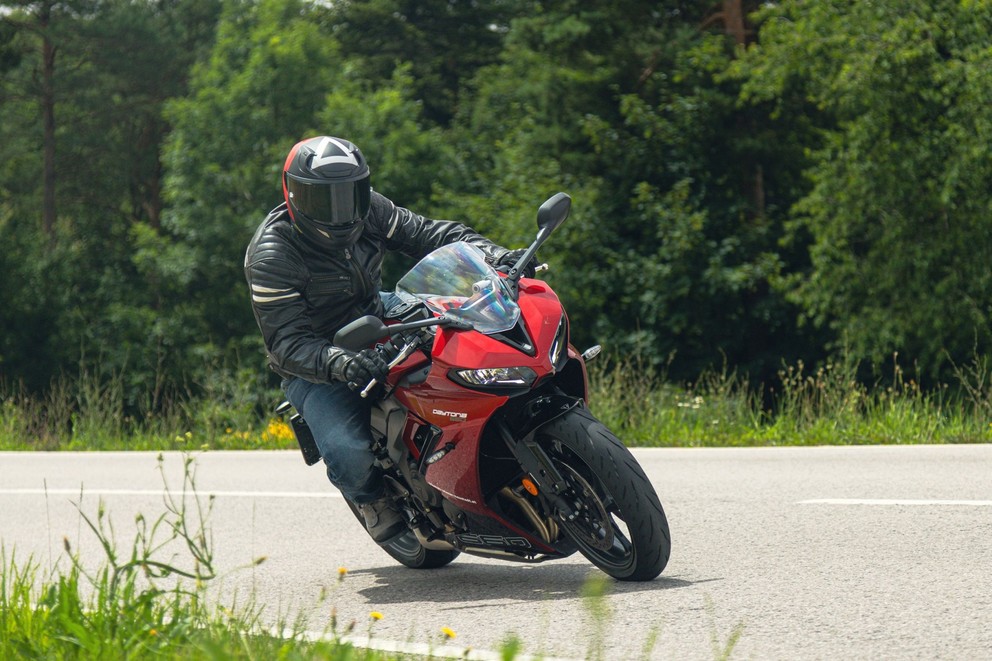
[369,611,384,621]
[149,628,158,637]
[337,566,348,581]
[441,626,457,639]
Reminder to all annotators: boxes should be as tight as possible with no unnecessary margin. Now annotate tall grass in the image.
[2,354,992,450]
[0,364,291,452]
[586,353,992,446]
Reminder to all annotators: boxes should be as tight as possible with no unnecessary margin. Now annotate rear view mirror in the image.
[536,192,571,236]
[503,192,573,294]
[334,315,389,351]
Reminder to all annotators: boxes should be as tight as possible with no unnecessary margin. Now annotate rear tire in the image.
[538,407,670,581]
[346,500,459,569]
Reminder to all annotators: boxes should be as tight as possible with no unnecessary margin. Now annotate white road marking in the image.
[319,631,577,661]
[0,488,341,499]
[799,498,992,506]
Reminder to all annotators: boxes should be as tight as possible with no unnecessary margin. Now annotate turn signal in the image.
[521,477,539,496]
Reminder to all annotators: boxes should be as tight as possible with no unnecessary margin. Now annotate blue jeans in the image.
[283,377,382,503]
[282,292,404,503]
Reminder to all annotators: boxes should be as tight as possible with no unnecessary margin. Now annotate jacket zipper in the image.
[344,248,373,300]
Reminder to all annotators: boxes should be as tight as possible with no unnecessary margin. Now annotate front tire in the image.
[345,500,459,569]
[538,407,671,581]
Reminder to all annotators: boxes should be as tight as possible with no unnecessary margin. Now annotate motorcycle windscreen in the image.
[396,242,521,335]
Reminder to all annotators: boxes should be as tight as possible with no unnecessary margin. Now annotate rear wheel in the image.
[538,407,670,581]
[345,500,459,569]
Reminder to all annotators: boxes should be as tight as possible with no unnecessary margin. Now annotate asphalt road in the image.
[1,445,991,660]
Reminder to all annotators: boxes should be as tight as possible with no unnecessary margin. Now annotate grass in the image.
[587,354,992,446]
[1,354,991,451]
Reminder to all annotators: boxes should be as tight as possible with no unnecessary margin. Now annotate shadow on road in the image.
[349,560,718,606]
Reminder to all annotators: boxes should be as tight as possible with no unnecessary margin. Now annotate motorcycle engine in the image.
[372,398,444,509]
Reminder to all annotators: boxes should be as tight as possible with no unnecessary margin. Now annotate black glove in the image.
[332,348,389,390]
[495,249,539,279]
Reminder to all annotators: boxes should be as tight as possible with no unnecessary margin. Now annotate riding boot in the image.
[357,496,406,542]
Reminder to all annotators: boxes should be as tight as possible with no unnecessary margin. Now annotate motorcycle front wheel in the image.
[538,406,671,581]
[345,501,460,569]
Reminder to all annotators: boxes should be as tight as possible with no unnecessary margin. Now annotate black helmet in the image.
[282,136,371,248]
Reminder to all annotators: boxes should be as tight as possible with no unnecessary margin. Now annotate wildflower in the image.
[263,418,295,443]
[149,628,158,637]
[369,611,384,621]
[441,626,457,640]
[338,566,348,582]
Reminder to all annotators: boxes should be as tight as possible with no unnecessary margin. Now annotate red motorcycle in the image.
[284,193,671,581]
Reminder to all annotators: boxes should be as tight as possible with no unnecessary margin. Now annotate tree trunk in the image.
[723,0,747,48]
[40,1,57,242]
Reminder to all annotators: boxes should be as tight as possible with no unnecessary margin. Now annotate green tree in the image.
[738,0,992,380]
[0,0,221,397]
[322,0,518,126]
[157,0,350,395]
[440,1,818,383]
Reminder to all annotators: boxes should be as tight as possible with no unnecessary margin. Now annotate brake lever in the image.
[359,336,422,398]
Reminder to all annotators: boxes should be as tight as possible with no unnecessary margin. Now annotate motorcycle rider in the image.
[245,136,534,542]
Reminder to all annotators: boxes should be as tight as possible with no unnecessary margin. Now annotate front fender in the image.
[500,393,583,441]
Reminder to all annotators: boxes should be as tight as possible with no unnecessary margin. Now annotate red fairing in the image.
[394,278,567,516]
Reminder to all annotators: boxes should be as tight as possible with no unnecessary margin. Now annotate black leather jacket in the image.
[244,191,507,382]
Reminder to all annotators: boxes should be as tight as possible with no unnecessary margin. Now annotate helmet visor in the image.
[286,174,371,227]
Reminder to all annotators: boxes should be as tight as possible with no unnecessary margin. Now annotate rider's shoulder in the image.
[365,191,399,232]
[245,204,304,272]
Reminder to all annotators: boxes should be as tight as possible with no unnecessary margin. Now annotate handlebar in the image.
[345,302,498,398]
[357,326,433,398]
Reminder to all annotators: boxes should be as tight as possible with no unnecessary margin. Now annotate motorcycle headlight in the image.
[449,366,538,391]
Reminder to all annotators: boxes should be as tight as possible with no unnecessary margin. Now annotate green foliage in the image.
[317,65,446,212]
[160,0,342,352]
[321,0,516,126]
[3,0,992,422]
[736,0,992,380]
[584,351,992,447]
[0,0,223,400]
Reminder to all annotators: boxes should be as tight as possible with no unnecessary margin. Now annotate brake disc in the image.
[557,462,614,551]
